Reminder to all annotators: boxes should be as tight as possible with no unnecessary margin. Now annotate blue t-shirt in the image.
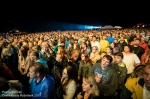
[30,74,56,99]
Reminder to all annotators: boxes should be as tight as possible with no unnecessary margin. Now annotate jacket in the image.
[78,61,92,77]
[89,63,118,96]
[112,62,127,89]
[120,77,144,99]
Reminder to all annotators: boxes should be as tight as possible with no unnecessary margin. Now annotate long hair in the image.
[83,76,99,96]
[61,66,76,95]
[81,52,92,63]
[19,46,28,59]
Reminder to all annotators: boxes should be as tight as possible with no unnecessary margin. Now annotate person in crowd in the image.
[111,52,127,98]
[60,65,77,99]
[89,46,100,65]
[29,50,49,74]
[122,45,140,79]
[28,62,56,99]
[77,76,100,99]
[132,38,145,59]
[89,55,118,99]
[120,64,150,99]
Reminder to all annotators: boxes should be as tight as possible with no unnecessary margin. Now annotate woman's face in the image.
[82,80,91,92]
[92,47,97,53]
[81,54,85,60]
[62,68,68,79]
[110,43,115,48]
[86,41,90,44]
[106,47,111,53]
[124,46,130,52]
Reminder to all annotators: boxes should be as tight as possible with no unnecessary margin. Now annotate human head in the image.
[114,52,123,63]
[106,46,113,54]
[143,63,150,89]
[81,53,90,62]
[28,62,45,79]
[29,51,39,61]
[100,52,106,59]
[56,53,63,62]
[41,42,49,51]
[134,38,141,46]
[82,76,99,96]
[123,45,133,53]
[101,55,113,68]
[131,65,145,78]
[62,65,75,80]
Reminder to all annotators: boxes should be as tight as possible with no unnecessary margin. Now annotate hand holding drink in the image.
[95,72,102,83]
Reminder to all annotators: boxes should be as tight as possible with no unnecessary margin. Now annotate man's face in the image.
[28,67,37,79]
[114,56,122,63]
[101,57,110,68]
[134,40,140,45]
[143,66,150,87]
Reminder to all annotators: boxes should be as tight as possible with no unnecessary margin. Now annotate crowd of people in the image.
[0,28,150,99]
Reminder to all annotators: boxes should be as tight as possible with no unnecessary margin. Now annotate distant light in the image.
[77,24,101,30]
[85,26,101,29]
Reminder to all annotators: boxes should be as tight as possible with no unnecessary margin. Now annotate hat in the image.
[0,77,7,87]
[131,65,145,78]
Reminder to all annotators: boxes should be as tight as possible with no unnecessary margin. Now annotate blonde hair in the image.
[83,76,99,96]
[92,46,99,54]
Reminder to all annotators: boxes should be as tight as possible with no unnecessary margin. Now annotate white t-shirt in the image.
[142,84,150,99]
[122,53,140,74]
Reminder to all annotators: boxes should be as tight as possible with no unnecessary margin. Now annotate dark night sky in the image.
[0,1,149,32]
